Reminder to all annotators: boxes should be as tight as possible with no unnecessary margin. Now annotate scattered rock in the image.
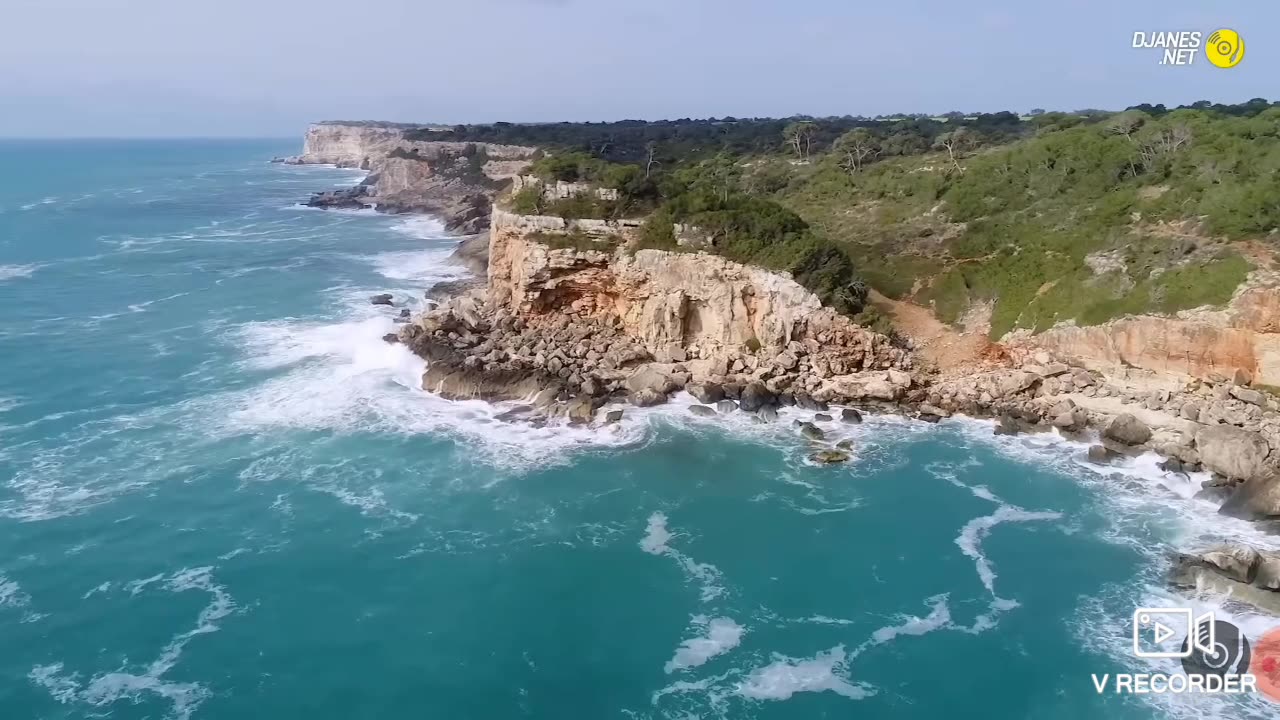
[689,405,717,418]
[840,408,863,424]
[1087,445,1111,464]
[382,333,400,344]
[814,413,833,422]
[757,406,779,423]
[795,394,828,411]
[715,400,738,413]
[370,293,394,306]
[993,414,1021,436]
[1230,385,1266,407]
[835,440,853,450]
[1103,413,1152,446]
[918,413,943,423]
[604,409,624,424]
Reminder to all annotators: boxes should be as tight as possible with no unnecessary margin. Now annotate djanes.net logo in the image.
[1131,27,1245,68]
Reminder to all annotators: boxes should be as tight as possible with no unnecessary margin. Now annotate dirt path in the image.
[868,290,1002,374]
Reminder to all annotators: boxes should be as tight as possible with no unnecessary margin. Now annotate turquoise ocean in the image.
[0,139,1275,720]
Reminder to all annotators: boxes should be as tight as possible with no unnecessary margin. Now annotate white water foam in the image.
[0,263,40,281]
[639,512,725,602]
[30,566,235,720]
[665,616,746,673]
[0,574,30,609]
[737,646,873,701]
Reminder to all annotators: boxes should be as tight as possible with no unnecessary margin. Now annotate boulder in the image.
[993,414,1021,436]
[689,405,717,418]
[1230,385,1266,407]
[624,366,677,395]
[814,413,833,422]
[757,406,779,423]
[795,394,829,411]
[1195,424,1270,481]
[835,440,853,450]
[798,422,825,441]
[1255,553,1280,591]
[1158,457,1186,475]
[1103,413,1151,446]
[370,293,394,306]
[715,400,738,413]
[810,449,851,464]
[840,408,863,424]
[918,413,943,424]
[381,333,400,344]
[604,409,625,424]
[630,388,668,407]
[1087,445,1111,464]
[687,382,726,404]
[739,382,776,412]
[562,395,598,425]
[1220,472,1280,520]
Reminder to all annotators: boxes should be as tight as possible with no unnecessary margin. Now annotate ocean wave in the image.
[391,215,448,240]
[19,196,58,211]
[29,566,234,720]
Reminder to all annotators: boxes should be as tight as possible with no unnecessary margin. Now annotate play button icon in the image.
[1152,621,1176,645]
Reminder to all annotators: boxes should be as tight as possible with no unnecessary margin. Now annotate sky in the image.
[0,0,1274,137]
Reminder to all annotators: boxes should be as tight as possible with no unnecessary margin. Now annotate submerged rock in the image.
[814,413,833,422]
[370,293,394,306]
[689,405,716,417]
[840,408,863,424]
[1087,445,1111,464]
[798,422,825,441]
[715,400,738,413]
[811,449,851,464]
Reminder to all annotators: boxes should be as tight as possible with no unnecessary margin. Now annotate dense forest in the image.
[423,99,1280,337]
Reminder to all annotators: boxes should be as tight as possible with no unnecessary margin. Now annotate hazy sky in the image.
[0,0,1274,137]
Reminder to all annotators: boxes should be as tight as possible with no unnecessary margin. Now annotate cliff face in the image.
[289,123,536,231]
[1008,272,1280,386]
[486,209,905,369]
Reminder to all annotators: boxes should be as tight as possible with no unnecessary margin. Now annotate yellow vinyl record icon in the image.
[1205,29,1245,68]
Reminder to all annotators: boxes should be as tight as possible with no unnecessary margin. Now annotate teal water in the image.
[0,139,1275,720]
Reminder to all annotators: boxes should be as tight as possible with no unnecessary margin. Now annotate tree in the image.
[1106,110,1147,141]
[933,127,978,173]
[1029,108,1046,116]
[643,141,661,179]
[833,128,881,173]
[783,121,817,161]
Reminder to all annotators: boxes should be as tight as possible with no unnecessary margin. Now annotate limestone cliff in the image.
[1006,271,1280,387]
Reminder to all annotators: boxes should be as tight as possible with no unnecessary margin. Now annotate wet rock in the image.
[1220,472,1280,521]
[840,408,863,424]
[1103,413,1152,446]
[630,388,668,407]
[798,422,825,441]
[382,333,400,344]
[993,414,1021,436]
[687,382,726,404]
[1087,445,1112,464]
[689,405,717,418]
[756,406,779,423]
[918,413,943,423]
[604,409,625,424]
[1198,546,1262,583]
[1158,457,1187,475]
[814,413,833,422]
[715,400,738,413]
[835,440,854,451]
[370,293,394,306]
[811,449,851,464]
[1255,554,1280,591]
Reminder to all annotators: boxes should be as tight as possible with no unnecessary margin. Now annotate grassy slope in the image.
[776,109,1279,338]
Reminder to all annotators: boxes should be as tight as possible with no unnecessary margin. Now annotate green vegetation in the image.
[456,98,1277,334]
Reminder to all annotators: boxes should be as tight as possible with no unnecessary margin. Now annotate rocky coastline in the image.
[292,121,1280,616]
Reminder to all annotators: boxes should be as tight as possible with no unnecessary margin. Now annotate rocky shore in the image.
[293,121,1280,616]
